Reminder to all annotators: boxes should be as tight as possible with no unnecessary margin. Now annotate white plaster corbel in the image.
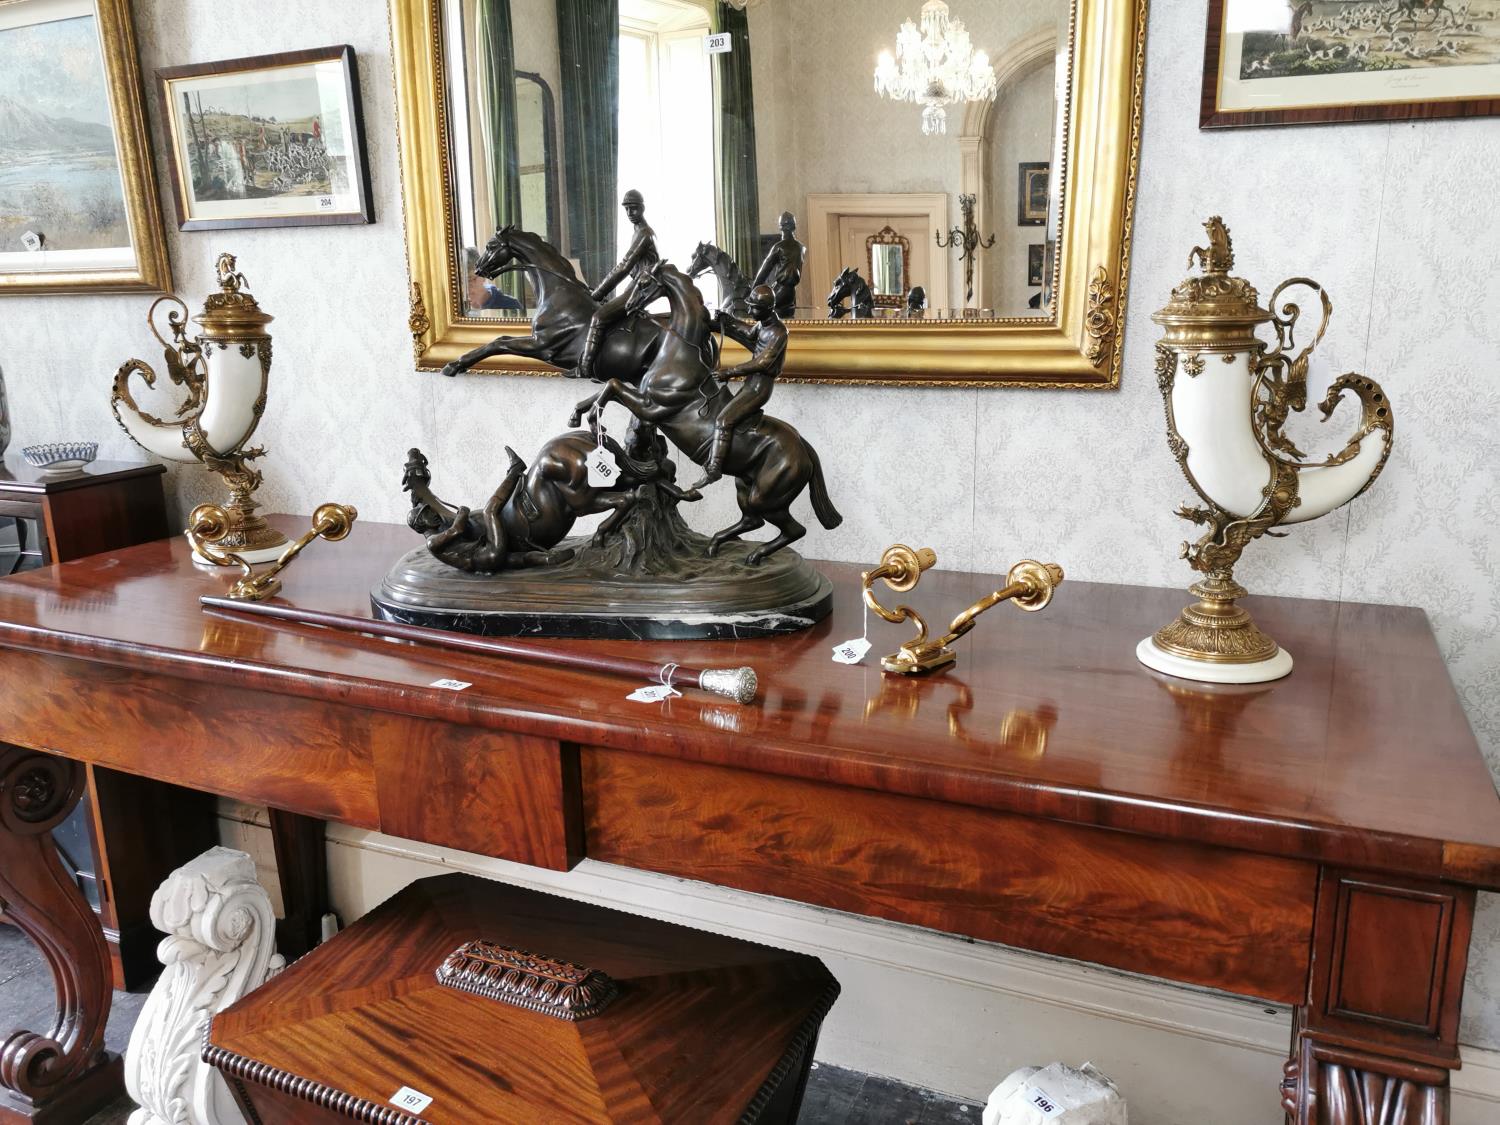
[125,847,284,1125]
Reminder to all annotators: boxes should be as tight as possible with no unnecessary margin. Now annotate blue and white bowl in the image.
[21,442,98,479]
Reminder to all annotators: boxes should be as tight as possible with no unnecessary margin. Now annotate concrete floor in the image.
[0,923,976,1123]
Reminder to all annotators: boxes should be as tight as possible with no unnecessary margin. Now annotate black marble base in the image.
[371,536,834,640]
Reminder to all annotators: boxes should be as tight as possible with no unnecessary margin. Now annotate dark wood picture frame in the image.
[1200,0,1500,129]
[1027,243,1044,287]
[1017,162,1048,226]
[156,45,374,231]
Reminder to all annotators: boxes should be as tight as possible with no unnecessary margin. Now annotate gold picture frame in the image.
[390,0,1148,388]
[0,0,171,295]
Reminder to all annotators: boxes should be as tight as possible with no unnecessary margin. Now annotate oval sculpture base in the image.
[1135,636,1293,684]
[372,538,833,640]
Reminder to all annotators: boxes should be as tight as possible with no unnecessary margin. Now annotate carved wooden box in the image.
[205,873,839,1123]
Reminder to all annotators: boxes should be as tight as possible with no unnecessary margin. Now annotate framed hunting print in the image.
[1203,0,1500,128]
[157,45,374,231]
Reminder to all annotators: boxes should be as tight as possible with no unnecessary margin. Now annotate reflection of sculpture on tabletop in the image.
[575,188,661,381]
[685,283,786,495]
[753,210,805,319]
[570,261,841,564]
[936,193,996,306]
[905,285,927,318]
[827,267,874,319]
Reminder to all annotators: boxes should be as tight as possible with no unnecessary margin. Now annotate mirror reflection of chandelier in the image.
[873,0,998,135]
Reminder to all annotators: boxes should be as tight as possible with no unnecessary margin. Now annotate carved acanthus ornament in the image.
[408,282,431,361]
[1082,266,1117,368]
[125,847,284,1125]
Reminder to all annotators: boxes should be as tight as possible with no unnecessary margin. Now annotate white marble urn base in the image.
[1135,636,1293,684]
[189,538,286,568]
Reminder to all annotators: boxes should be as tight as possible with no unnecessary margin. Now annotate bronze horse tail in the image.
[802,437,842,530]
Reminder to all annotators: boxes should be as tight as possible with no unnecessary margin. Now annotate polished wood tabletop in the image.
[0,515,1494,890]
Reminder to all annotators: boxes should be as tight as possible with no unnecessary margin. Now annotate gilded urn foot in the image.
[1137,577,1292,685]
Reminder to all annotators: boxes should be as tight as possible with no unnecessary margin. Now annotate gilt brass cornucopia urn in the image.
[111,254,288,564]
[1137,218,1395,684]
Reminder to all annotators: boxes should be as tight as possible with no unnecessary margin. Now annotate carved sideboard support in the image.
[0,746,121,1124]
[1285,869,1473,1125]
[1284,1039,1447,1124]
[125,847,284,1125]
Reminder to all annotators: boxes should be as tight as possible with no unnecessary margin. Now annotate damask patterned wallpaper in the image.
[2,0,1497,1046]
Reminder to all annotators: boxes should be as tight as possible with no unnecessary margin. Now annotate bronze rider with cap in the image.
[574,189,659,381]
[687,283,786,495]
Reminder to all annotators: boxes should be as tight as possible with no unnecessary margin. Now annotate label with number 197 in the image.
[390,1086,433,1114]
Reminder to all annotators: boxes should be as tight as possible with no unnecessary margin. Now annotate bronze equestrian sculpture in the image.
[827,267,875,319]
[569,261,842,565]
[403,422,692,573]
[574,189,661,381]
[687,283,786,493]
[686,240,753,318]
[753,211,806,319]
[439,226,666,382]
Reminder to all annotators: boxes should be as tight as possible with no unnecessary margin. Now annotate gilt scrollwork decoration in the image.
[409,281,432,361]
[861,544,1063,675]
[188,502,358,602]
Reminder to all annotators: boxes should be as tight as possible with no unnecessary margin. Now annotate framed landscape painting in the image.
[1203,0,1500,127]
[157,45,374,231]
[0,0,170,294]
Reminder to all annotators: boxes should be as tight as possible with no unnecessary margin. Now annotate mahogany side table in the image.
[0,457,218,991]
[0,517,1497,1125]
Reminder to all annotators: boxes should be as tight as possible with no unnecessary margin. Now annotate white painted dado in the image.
[1,0,1497,1112]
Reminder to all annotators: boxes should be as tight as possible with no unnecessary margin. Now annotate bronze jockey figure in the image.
[752,210,805,319]
[687,283,787,495]
[575,188,660,381]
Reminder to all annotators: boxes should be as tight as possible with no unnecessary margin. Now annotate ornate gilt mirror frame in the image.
[392,0,1146,387]
[866,226,910,310]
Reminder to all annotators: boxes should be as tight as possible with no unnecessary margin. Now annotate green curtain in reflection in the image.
[556,0,618,286]
[714,2,760,276]
[476,0,523,300]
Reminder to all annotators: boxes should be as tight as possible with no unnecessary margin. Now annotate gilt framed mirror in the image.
[392,0,1146,386]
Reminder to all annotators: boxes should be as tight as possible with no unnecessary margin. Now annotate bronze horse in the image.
[404,426,688,572]
[569,262,842,565]
[827,267,874,319]
[441,227,666,381]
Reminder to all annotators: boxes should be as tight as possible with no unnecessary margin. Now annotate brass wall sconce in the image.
[188,503,357,602]
[861,544,1063,675]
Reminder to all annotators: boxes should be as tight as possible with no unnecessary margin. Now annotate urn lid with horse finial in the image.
[1151,216,1271,352]
[195,252,274,341]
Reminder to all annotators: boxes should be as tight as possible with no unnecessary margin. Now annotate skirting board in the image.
[218,803,1500,1125]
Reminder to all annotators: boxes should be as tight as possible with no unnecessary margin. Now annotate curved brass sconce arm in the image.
[861,544,1064,675]
[188,502,358,602]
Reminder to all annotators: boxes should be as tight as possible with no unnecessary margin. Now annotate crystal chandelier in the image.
[874,0,998,135]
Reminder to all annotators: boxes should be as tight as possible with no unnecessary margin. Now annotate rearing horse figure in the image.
[569,263,842,565]
[440,226,665,382]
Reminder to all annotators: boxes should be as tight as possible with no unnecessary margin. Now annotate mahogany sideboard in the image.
[0,517,1497,1125]
[0,457,221,992]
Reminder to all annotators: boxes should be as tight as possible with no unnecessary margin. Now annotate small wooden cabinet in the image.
[0,456,218,990]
